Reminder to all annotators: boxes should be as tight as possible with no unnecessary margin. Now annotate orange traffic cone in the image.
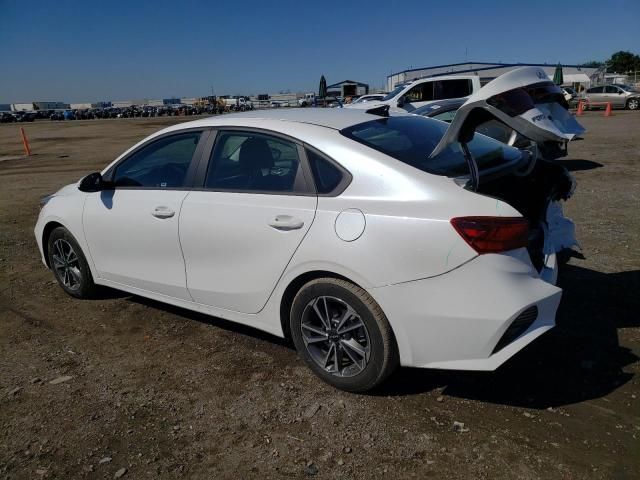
[604,102,612,117]
[576,101,584,116]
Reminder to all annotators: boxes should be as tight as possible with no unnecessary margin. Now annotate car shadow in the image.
[128,295,292,348]
[555,158,603,171]
[111,264,637,407]
[379,264,639,407]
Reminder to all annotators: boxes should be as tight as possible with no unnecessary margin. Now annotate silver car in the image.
[583,84,640,110]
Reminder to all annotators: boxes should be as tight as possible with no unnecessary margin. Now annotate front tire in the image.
[627,98,639,110]
[47,227,98,299]
[290,278,398,392]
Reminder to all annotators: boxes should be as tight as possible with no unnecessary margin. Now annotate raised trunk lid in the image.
[430,67,585,158]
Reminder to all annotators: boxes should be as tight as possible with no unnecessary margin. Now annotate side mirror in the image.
[78,172,105,192]
[397,96,406,108]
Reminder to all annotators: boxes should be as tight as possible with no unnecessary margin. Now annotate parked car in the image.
[1,112,17,123]
[36,67,583,392]
[581,84,640,110]
[345,75,482,112]
[270,101,288,108]
[349,94,386,105]
[15,112,36,122]
[561,86,577,102]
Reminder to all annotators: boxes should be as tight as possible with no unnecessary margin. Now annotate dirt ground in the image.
[1,111,639,479]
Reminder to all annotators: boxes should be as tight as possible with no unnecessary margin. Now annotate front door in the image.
[180,130,317,314]
[603,85,624,107]
[83,130,206,300]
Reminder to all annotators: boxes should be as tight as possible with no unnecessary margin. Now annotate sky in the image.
[1,0,639,103]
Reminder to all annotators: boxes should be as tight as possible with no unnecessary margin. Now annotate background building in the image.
[326,80,369,98]
[387,62,599,92]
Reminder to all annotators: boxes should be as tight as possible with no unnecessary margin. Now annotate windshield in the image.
[340,116,523,177]
[382,84,407,101]
[615,84,637,92]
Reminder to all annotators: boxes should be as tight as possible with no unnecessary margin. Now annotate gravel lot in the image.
[1,112,639,479]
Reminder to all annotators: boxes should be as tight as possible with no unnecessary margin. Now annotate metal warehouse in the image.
[387,62,599,92]
[326,80,369,98]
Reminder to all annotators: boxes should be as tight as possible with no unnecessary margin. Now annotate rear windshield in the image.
[340,115,522,177]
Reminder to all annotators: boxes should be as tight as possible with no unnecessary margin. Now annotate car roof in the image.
[165,108,396,132]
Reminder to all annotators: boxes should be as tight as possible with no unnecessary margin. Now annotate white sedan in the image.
[35,67,584,392]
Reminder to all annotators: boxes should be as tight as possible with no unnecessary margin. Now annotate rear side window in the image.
[306,149,343,194]
[433,79,472,100]
[588,87,603,93]
[205,131,300,192]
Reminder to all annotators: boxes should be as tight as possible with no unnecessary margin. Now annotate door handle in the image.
[151,206,175,219]
[269,215,304,231]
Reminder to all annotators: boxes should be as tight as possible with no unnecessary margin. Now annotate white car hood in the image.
[430,66,585,157]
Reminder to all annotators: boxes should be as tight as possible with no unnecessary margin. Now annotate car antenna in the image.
[365,105,390,117]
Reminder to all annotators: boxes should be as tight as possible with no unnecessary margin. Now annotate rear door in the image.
[587,86,605,104]
[179,129,317,314]
[431,66,585,157]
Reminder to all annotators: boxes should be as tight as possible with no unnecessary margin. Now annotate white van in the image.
[345,75,481,112]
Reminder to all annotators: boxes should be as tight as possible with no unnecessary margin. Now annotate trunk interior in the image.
[475,160,573,271]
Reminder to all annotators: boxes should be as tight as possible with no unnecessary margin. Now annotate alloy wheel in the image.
[52,239,82,291]
[628,99,639,110]
[300,296,371,377]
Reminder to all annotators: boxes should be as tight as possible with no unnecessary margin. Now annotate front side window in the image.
[604,85,620,93]
[113,132,201,188]
[341,116,522,178]
[205,131,300,192]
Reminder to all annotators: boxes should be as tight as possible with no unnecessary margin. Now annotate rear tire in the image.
[47,227,98,299]
[290,278,399,392]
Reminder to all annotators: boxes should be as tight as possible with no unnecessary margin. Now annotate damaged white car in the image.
[35,67,584,392]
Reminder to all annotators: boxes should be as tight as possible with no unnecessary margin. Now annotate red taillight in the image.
[450,217,529,254]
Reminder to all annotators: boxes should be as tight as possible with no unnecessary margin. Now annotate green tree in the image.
[607,50,640,73]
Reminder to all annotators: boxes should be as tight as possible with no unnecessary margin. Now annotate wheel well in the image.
[279,270,353,339]
[41,221,64,268]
